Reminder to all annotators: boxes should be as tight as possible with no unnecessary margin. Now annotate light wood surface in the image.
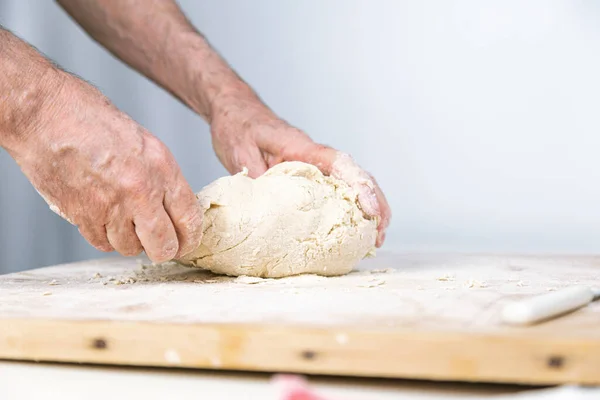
[0,253,599,385]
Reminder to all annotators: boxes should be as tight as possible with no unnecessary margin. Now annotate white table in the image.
[0,361,597,400]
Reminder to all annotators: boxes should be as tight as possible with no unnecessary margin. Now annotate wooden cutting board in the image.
[0,252,599,385]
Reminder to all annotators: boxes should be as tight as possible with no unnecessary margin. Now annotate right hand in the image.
[9,72,202,263]
[210,94,391,247]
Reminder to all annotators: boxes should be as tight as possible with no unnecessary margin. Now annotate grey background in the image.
[1,0,600,273]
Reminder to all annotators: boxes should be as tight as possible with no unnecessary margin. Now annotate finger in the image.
[164,177,203,259]
[356,184,381,218]
[235,146,269,178]
[254,125,322,166]
[374,194,390,248]
[279,141,337,175]
[253,122,343,176]
[329,152,392,247]
[377,231,387,248]
[355,183,386,246]
[298,144,338,175]
[255,127,392,245]
[356,184,389,248]
[133,206,179,263]
[106,218,144,257]
[331,153,381,216]
[374,182,391,229]
[370,175,391,248]
[263,150,284,169]
[78,223,114,253]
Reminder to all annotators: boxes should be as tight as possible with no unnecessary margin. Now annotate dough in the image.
[178,161,377,278]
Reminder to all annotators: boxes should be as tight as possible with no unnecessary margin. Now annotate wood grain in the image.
[0,253,599,384]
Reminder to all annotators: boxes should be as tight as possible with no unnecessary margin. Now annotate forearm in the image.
[0,27,64,154]
[56,0,261,122]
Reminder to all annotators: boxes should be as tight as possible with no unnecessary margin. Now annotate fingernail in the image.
[158,243,178,262]
[166,246,178,258]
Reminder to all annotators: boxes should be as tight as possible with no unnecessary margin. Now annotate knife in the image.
[501,286,600,325]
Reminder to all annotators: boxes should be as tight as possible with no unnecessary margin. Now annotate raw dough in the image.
[178,161,377,278]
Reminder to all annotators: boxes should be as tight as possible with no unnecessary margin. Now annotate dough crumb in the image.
[280,289,300,294]
[437,274,455,282]
[358,278,385,288]
[42,291,52,296]
[48,279,60,286]
[234,276,267,285]
[193,279,219,284]
[370,268,394,274]
[465,279,488,288]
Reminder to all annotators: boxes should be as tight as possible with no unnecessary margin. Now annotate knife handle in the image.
[501,286,595,325]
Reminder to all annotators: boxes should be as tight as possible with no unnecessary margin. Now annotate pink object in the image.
[272,375,334,400]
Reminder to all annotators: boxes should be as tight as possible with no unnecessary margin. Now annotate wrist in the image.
[166,33,270,123]
[1,66,67,156]
[0,27,68,153]
[211,84,271,119]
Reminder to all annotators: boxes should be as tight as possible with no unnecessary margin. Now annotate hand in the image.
[210,93,391,247]
[9,73,202,262]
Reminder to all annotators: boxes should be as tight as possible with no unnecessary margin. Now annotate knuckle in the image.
[142,214,163,234]
[179,206,203,231]
[145,136,172,166]
[118,173,147,195]
[180,202,203,225]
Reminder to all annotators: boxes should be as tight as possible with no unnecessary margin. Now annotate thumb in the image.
[282,142,338,176]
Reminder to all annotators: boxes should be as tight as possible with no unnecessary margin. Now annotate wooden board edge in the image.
[0,318,598,385]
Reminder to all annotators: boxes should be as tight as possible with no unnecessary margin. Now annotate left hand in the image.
[209,93,391,247]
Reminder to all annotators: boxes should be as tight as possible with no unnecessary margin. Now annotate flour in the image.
[2,253,600,329]
[179,162,377,278]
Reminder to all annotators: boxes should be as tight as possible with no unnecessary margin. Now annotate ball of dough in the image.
[178,161,377,278]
